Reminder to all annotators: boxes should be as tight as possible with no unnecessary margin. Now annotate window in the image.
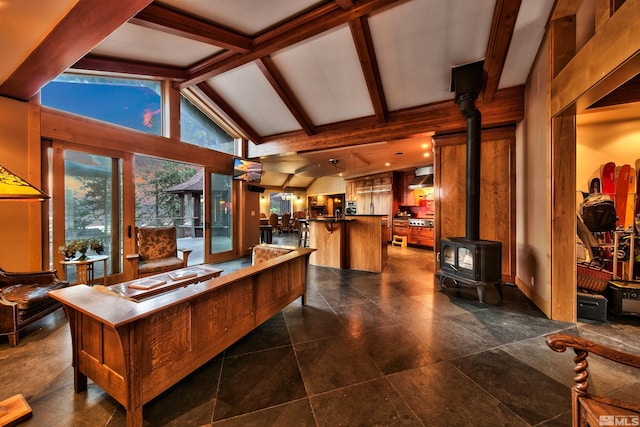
[270,193,293,215]
[41,74,162,135]
[180,95,235,154]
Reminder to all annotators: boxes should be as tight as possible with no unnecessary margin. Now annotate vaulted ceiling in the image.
[0,0,555,187]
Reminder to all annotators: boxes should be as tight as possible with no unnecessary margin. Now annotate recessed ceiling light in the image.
[385,162,390,167]
[423,152,430,157]
[421,143,429,149]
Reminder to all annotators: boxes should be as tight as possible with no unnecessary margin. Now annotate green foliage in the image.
[136,158,198,225]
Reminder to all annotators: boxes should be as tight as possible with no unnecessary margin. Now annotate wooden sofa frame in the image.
[49,245,314,427]
[546,333,640,427]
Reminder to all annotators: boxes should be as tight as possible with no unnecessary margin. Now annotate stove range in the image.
[408,218,433,227]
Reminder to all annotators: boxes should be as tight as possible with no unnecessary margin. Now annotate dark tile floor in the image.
[2,235,639,426]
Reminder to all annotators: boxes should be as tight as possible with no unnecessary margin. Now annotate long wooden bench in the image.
[49,245,315,427]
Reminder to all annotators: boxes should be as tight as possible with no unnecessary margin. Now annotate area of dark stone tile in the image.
[404,315,497,360]
[294,335,383,395]
[140,357,222,426]
[387,361,529,426]
[352,324,442,374]
[313,283,370,308]
[332,301,400,335]
[212,399,316,427]
[309,378,422,426]
[213,345,306,421]
[2,233,637,426]
[283,303,348,344]
[225,312,291,357]
[451,348,571,425]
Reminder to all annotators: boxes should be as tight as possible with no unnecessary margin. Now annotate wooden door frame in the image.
[549,0,640,321]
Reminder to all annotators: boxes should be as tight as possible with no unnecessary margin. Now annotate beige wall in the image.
[516,33,552,315]
[0,96,45,271]
[576,114,640,195]
[307,176,345,197]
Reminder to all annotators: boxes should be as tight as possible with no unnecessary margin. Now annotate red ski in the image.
[615,165,630,228]
[601,162,616,199]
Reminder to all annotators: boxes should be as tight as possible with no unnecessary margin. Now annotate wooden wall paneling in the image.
[551,0,640,116]
[550,12,577,322]
[551,116,577,322]
[433,127,516,282]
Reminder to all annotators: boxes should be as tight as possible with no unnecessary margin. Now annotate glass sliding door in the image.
[134,155,202,264]
[205,169,234,261]
[58,150,122,283]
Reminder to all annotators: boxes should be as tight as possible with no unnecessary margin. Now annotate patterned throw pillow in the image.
[252,247,292,265]
[138,227,177,261]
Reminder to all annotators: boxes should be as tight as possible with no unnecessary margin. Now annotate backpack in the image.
[580,193,617,232]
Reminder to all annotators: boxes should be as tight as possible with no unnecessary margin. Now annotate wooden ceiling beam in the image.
[350,16,387,123]
[256,57,315,136]
[0,0,153,101]
[179,0,407,88]
[72,54,189,80]
[249,86,524,157]
[196,82,262,144]
[335,0,356,9]
[130,3,252,53]
[482,0,522,103]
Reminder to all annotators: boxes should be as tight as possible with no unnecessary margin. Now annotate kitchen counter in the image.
[308,215,388,272]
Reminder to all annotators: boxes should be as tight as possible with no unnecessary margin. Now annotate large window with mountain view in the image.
[41,74,162,135]
[180,95,235,155]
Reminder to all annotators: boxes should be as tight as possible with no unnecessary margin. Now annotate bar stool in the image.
[297,219,309,247]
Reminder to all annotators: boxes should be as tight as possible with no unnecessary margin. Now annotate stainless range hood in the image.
[408,166,434,189]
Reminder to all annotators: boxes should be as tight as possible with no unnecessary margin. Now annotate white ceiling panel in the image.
[0,0,79,85]
[158,0,326,35]
[369,0,495,111]
[499,0,555,88]
[207,62,302,136]
[93,23,223,67]
[271,24,375,126]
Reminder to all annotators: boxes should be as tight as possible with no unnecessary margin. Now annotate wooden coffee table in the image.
[105,265,223,301]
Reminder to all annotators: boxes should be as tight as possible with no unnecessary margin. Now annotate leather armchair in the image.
[126,226,192,279]
[0,267,69,346]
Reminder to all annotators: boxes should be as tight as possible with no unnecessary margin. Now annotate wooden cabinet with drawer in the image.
[409,226,434,247]
[393,219,409,237]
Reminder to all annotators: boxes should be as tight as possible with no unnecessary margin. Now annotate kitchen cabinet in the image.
[393,219,409,237]
[409,226,433,247]
[354,173,393,217]
[345,181,356,201]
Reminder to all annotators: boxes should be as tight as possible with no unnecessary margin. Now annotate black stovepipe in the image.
[457,93,481,242]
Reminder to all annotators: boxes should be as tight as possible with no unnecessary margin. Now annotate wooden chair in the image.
[546,333,640,427]
[281,213,293,233]
[297,219,309,247]
[126,226,192,278]
[269,213,280,234]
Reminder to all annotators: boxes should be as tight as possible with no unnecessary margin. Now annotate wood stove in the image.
[439,237,502,302]
[438,61,503,303]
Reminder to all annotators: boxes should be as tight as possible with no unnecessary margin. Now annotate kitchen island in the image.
[308,214,388,273]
